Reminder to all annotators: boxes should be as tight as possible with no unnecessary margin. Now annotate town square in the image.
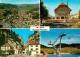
[40,0,80,28]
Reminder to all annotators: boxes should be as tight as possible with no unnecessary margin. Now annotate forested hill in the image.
[0,3,39,10]
[41,43,80,48]
[0,3,17,9]
[0,29,24,49]
[56,43,80,48]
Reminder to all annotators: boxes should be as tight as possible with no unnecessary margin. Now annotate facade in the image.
[1,43,20,54]
[25,43,40,56]
[71,13,79,19]
[1,43,13,51]
[28,43,40,56]
[54,2,72,19]
[14,48,19,54]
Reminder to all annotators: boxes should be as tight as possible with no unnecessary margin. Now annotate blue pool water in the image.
[46,54,80,57]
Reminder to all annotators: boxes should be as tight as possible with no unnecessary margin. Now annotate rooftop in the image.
[60,2,66,5]
[54,2,72,11]
[72,13,79,16]
[1,43,12,47]
[29,43,40,45]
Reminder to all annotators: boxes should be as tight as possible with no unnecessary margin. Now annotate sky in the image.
[42,0,80,16]
[0,0,1,3]
[1,0,39,4]
[9,29,34,45]
[40,29,80,47]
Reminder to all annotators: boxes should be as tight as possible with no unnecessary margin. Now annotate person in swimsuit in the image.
[41,51,47,57]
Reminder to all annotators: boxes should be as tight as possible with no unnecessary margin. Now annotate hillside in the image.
[0,29,24,49]
[41,43,80,54]
[40,44,49,48]
[41,43,80,48]
[56,43,80,48]
[25,31,40,47]
[0,3,39,9]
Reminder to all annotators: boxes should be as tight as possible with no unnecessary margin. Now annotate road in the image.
[7,54,41,57]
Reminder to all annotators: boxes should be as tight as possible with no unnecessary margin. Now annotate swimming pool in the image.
[46,54,80,57]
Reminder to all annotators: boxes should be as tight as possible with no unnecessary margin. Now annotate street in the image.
[7,54,41,57]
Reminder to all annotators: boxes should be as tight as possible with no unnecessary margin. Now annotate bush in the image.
[7,50,14,55]
[0,50,2,55]
[32,13,39,19]
[78,46,80,49]
[1,55,6,57]
[0,50,6,56]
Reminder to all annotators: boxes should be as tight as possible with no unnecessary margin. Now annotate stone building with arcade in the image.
[54,1,72,19]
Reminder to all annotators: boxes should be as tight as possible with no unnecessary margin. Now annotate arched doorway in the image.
[61,17,64,19]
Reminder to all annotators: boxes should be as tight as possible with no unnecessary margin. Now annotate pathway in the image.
[7,54,40,57]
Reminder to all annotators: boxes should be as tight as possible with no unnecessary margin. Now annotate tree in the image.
[40,0,48,23]
[32,13,39,19]
[3,10,12,17]
[79,10,80,19]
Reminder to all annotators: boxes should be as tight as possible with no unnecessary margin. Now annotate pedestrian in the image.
[41,51,47,57]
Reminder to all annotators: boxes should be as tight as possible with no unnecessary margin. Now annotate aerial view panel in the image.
[0,0,40,28]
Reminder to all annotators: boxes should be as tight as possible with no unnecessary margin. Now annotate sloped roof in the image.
[29,43,40,45]
[54,2,72,11]
[60,2,66,5]
[72,13,79,16]
[1,43,12,47]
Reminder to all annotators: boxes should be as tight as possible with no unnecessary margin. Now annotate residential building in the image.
[71,13,79,19]
[1,43,20,54]
[1,43,13,51]
[25,43,40,56]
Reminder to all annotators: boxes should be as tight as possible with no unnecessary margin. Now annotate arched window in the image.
[61,17,64,19]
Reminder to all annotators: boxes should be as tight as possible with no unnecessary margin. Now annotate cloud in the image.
[57,37,80,41]
[56,38,80,44]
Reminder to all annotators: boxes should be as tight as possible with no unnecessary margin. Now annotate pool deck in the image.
[45,53,70,56]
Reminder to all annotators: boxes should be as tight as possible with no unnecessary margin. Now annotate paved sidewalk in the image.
[7,54,41,57]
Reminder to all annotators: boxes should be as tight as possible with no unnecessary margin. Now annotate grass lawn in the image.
[0,56,6,57]
[41,47,80,54]
[0,15,5,19]
[0,9,4,14]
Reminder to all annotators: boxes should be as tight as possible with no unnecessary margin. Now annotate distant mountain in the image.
[40,44,49,48]
[56,43,80,48]
[0,3,39,6]
[41,43,80,48]
[0,3,39,10]
[0,3,17,9]
[17,4,39,5]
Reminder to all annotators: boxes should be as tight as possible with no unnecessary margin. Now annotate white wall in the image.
[29,45,40,54]
[14,49,18,54]
[1,46,10,51]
